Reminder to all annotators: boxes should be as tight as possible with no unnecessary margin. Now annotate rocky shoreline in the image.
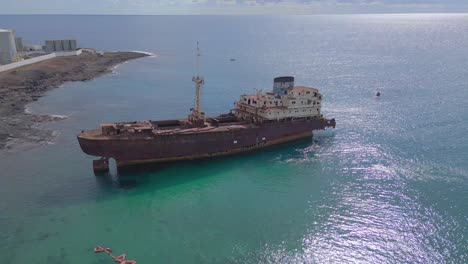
[0,51,150,149]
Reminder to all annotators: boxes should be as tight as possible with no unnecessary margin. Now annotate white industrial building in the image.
[0,29,18,65]
[0,30,84,72]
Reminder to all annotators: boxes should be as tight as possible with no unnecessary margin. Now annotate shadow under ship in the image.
[77,49,335,171]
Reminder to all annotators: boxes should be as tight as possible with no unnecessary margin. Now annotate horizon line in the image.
[1,12,468,16]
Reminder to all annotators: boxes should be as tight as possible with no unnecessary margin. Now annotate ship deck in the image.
[79,119,255,140]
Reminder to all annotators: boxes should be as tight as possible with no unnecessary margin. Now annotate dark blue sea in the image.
[0,14,467,263]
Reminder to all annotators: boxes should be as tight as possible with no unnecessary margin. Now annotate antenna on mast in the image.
[196,41,200,78]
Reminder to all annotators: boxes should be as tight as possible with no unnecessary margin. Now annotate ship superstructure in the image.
[235,77,324,123]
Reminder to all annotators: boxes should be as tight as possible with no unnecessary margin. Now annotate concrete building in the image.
[0,29,18,65]
[44,39,78,52]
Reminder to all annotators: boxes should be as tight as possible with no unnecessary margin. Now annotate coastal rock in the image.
[30,114,68,123]
[0,50,150,150]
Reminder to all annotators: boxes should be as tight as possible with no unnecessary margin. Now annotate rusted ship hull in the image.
[78,118,335,167]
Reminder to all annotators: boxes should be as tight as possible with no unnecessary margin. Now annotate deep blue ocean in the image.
[0,14,467,263]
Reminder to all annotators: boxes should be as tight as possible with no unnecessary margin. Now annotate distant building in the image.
[0,29,18,65]
[44,39,78,52]
[24,44,42,51]
[15,37,24,51]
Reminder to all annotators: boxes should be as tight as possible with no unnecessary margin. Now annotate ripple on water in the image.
[235,124,464,263]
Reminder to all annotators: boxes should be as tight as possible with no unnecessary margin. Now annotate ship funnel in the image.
[273,76,294,95]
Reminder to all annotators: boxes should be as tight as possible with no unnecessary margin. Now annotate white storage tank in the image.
[44,40,55,52]
[53,40,63,51]
[0,29,17,65]
[44,39,78,52]
[62,40,71,51]
[69,40,77,50]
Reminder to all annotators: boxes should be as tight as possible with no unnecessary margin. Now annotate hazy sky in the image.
[1,0,468,14]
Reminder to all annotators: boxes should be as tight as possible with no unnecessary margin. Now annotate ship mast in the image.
[189,42,205,127]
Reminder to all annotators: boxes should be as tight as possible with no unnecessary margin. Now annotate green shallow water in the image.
[2,141,335,263]
[1,14,467,263]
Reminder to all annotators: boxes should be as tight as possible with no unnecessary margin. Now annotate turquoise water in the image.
[1,14,467,263]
